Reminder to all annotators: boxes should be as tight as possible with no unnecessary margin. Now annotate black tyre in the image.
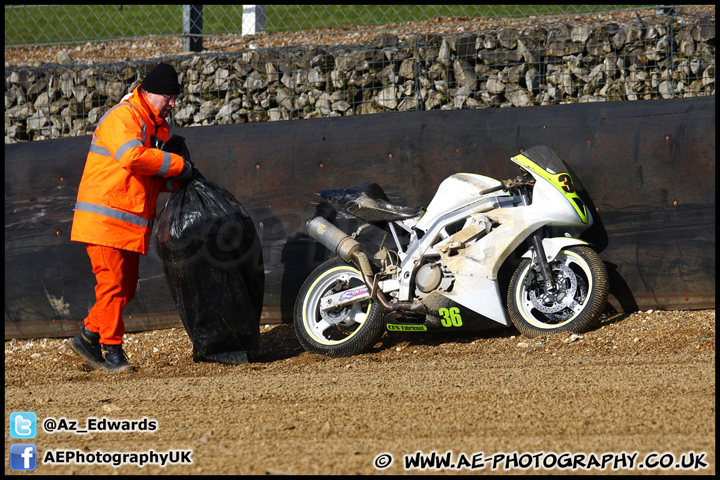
[294,257,385,357]
[508,245,608,338]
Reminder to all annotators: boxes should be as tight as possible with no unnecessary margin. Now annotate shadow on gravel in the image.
[255,324,304,363]
[252,323,522,362]
[595,312,632,329]
[367,326,520,354]
[251,309,635,363]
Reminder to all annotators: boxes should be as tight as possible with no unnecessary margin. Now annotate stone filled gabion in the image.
[5,13,715,143]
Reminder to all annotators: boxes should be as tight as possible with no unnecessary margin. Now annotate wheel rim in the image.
[515,250,593,329]
[302,266,374,345]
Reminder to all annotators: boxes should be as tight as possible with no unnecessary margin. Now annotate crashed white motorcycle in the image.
[295,145,609,357]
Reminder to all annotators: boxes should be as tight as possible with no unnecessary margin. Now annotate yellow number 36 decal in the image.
[438,307,463,327]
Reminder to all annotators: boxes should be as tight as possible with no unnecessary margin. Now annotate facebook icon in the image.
[10,444,37,471]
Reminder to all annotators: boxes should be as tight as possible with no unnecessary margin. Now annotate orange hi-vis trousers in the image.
[83,244,140,345]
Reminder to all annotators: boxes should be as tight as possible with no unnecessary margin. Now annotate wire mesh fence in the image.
[6,5,663,47]
[5,7,715,143]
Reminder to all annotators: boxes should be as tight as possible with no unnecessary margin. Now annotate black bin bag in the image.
[156,173,264,365]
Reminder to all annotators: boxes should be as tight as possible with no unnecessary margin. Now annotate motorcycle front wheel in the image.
[294,257,385,357]
[507,245,608,338]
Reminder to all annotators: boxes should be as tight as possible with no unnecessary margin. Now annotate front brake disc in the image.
[528,263,577,313]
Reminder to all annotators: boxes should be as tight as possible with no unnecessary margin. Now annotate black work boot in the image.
[102,344,136,372]
[69,326,105,370]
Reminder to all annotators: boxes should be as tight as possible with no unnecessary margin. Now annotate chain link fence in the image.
[6,5,665,47]
[5,6,715,143]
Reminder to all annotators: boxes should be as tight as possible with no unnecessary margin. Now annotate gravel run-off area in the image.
[5,308,715,475]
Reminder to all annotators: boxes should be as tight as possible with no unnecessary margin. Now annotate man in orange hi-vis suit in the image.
[70,63,192,372]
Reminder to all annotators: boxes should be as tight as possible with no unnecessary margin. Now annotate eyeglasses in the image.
[161,94,178,103]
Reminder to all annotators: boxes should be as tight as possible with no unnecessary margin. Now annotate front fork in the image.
[531,232,555,293]
[521,191,558,301]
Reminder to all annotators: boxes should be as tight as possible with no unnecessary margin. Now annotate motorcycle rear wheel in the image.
[508,245,608,338]
[294,257,385,357]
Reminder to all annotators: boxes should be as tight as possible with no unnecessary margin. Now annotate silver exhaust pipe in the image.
[306,216,423,313]
[306,216,362,263]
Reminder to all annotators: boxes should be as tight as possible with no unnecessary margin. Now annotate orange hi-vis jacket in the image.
[71,85,187,254]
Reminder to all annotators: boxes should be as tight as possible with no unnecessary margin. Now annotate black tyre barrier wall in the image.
[5,96,715,338]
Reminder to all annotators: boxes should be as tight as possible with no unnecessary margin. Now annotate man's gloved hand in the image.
[151,134,191,163]
[164,135,191,163]
[175,160,194,180]
[150,135,165,150]
[162,135,199,181]
[162,135,186,155]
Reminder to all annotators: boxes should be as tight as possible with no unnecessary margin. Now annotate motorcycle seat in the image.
[318,183,423,223]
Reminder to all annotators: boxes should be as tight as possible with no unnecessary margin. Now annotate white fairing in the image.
[416,174,504,231]
[522,237,590,262]
[397,166,592,326]
[526,175,594,228]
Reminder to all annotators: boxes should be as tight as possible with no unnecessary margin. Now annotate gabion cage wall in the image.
[5,11,715,143]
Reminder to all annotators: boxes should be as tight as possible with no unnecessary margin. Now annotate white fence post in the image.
[242,5,266,35]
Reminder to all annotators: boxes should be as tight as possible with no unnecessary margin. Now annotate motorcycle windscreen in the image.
[512,146,590,224]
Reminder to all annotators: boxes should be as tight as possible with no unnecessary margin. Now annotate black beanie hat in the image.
[141,62,181,95]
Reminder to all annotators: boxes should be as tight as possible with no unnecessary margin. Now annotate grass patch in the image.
[5,5,650,47]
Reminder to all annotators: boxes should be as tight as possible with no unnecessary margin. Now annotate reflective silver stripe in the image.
[74,201,152,228]
[156,151,172,176]
[141,117,147,143]
[96,102,144,134]
[96,103,128,130]
[90,102,147,161]
[89,142,113,158]
[115,138,143,163]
